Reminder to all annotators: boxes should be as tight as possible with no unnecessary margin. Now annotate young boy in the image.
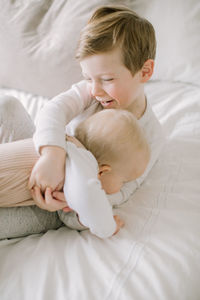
[0,109,149,238]
[29,5,164,210]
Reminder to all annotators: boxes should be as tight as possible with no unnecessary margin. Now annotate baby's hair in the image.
[76,5,156,74]
[75,109,150,168]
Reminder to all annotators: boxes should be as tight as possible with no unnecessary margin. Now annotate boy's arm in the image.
[33,81,92,153]
[107,180,139,207]
[29,81,93,205]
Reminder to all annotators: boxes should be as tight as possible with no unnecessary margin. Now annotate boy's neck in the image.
[128,93,147,120]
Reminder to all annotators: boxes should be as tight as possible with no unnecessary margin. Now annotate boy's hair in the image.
[75,109,150,168]
[76,5,156,74]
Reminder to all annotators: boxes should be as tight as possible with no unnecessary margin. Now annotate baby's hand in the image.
[113,215,125,235]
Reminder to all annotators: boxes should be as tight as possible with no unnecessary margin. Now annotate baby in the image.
[0,108,149,238]
[64,108,150,237]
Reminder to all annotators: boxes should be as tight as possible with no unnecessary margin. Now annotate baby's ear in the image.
[98,164,111,177]
[140,59,154,83]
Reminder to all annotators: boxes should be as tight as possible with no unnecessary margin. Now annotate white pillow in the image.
[129,0,200,86]
[0,0,129,98]
[0,0,199,98]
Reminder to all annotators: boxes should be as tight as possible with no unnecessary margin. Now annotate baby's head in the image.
[75,109,150,194]
[76,5,156,75]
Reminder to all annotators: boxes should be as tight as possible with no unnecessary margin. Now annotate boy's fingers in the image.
[31,186,46,209]
[31,186,66,212]
[28,175,34,189]
[45,187,67,211]
[52,191,66,201]
[55,180,64,191]
[62,207,73,212]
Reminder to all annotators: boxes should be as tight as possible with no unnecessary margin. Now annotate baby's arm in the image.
[58,210,124,236]
[52,188,124,236]
[64,141,119,238]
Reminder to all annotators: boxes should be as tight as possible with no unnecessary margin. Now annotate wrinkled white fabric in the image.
[0,81,200,300]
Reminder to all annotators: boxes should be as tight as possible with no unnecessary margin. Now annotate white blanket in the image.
[0,80,200,300]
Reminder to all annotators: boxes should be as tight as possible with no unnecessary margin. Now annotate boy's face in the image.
[80,48,144,112]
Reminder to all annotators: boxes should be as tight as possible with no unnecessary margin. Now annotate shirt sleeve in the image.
[33,80,93,153]
[107,180,139,207]
[63,142,117,238]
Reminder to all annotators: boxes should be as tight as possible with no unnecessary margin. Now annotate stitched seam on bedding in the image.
[105,145,180,300]
[104,196,161,300]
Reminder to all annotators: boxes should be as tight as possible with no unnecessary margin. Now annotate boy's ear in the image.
[140,59,154,83]
[98,164,111,177]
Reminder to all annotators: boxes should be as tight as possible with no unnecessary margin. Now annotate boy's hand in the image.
[28,146,66,192]
[52,190,73,212]
[31,186,72,212]
[113,215,125,235]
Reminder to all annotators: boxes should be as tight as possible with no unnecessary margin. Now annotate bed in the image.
[0,1,200,299]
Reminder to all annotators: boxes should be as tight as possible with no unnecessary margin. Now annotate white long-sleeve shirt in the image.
[34,80,165,236]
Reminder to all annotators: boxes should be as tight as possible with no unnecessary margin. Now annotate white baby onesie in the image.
[64,142,117,238]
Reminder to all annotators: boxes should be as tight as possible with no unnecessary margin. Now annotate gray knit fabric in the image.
[0,95,35,142]
[0,206,63,239]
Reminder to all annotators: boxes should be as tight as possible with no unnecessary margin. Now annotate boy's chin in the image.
[105,187,120,195]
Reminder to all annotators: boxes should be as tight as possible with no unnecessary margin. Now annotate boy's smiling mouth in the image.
[96,98,115,107]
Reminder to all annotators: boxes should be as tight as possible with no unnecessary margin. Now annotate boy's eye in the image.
[102,78,113,82]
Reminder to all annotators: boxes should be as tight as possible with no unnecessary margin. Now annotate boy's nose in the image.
[91,82,104,97]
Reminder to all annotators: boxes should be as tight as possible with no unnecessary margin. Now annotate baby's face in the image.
[98,150,149,194]
[99,171,124,194]
[98,160,139,194]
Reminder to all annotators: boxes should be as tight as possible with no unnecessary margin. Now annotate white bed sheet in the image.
[0,80,200,300]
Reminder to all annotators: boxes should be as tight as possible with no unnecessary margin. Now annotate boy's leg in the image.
[0,95,35,143]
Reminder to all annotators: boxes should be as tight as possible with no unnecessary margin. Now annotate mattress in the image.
[0,80,200,300]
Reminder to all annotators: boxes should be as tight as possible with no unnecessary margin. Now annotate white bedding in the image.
[0,80,199,300]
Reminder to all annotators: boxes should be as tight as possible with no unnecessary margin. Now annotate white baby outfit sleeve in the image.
[63,142,117,238]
